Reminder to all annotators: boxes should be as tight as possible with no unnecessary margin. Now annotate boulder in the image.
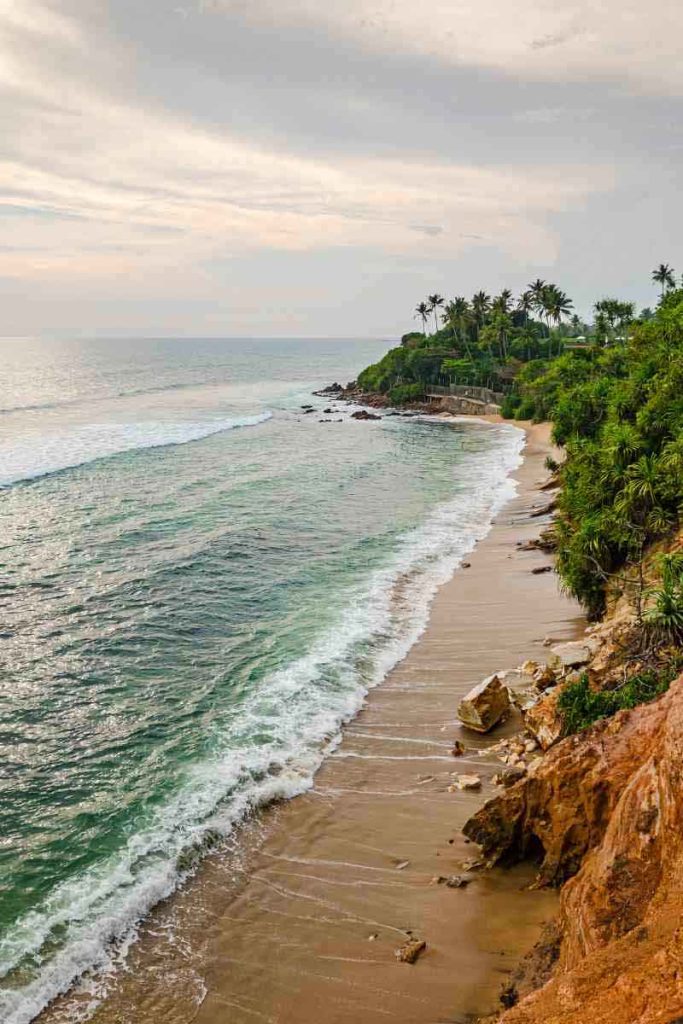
[395,938,426,963]
[533,664,558,691]
[449,774,482,791]
[458,674,510,733]
[351,410,382,420]
[493,765,527,787]
[548,642,593,674]
[498,668,538,712]
[523,688,563,750]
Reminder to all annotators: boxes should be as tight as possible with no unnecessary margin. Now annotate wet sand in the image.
[44,421,583,1024]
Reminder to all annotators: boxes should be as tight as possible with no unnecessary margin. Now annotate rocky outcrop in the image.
[547,641,594,673]
[469,675,683,1024]
[458,674,510,733]
[351,409,382,420]
[521,687,564,751]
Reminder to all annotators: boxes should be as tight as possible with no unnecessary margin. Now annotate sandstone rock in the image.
[521,659,541,676]
[449,774,482,791]
[547,641,593,673]
[458,674,510,733]
[523,688,564,750]
[490,674,683,1024]
[395,938,426,963]
[493,765,527,787]
[533,664,557,691]
[507,684,539,713]
[445,874,472,888]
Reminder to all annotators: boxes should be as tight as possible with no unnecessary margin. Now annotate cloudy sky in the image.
[0,0,680,337]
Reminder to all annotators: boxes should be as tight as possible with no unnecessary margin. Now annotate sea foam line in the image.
[0,411,273,488]
[0,421,524,1024]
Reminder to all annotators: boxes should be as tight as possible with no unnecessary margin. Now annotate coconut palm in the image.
[470,291,491,339]
[517,290,534,325]
[546,287,573,354]
[414,301,430,333]
[528,279,547,313]
[427,294,445,332]
[442,299,470,357]
[652,263,675,298]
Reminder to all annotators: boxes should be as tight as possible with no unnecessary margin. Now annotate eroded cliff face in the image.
[469,677,683,1024]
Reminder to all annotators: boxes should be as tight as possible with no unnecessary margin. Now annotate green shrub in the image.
[388,383,425,406]
[500,394,521,418]
[558,664,679,735]
[514,398,536,420]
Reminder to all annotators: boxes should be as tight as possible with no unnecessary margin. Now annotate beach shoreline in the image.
[39,419,584,1024]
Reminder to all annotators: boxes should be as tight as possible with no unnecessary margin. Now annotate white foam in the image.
[0,421,524,1024]
[0,412,273,487]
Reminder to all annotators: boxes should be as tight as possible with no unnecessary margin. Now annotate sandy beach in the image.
[42,420,583,1024]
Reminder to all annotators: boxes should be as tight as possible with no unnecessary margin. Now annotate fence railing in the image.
[425,384,505,404]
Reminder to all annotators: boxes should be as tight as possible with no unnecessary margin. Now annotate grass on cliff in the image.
[558,661,682,735]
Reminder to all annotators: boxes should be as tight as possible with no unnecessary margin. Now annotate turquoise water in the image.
[0,338,523,1022]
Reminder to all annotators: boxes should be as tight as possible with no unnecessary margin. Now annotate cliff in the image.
[464,561,683,1023]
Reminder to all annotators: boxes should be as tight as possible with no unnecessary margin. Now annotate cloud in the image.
[0,0,677,335]
[205,0,683,95]
[0,0,612,287]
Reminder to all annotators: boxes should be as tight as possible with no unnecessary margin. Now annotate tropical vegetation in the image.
[360,280,581,397]
[358,266,683,630]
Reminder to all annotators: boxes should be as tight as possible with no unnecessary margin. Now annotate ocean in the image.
[0,337,523,1023]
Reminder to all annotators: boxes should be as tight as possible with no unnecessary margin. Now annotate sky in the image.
[0,0,681,337]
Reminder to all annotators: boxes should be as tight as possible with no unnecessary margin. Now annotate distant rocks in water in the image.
[450,740,466,757]
[461,561,471,569]
[323,407,334,413]
[395,938,426,964]
[457,674,510,733]
[351,410,381,421]
[532,565,553,575]
[313,382,343,395]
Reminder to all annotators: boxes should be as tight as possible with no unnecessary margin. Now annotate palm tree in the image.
[652,263,675,298]
[517,290,534,326]
[450,296,474,360]
[546,287,573,354]
[414,301,430,333]
[470,291,491,340]
[427,294,445,332]
[537,284,556,346]
[528,278,547,313]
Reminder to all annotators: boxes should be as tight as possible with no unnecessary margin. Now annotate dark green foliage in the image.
[500,393,521,418]
[644,554,683,647]
[357,283,579,398]
[511,292,683,616]
[388,383,425,405]
[559,664,680,735]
